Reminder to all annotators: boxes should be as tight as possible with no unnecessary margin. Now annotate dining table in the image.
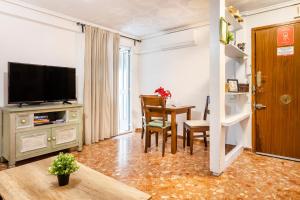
[148,105,196,154]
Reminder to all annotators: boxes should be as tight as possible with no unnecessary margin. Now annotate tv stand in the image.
[63,101,72,105]
[18,102,43,108]
[0,104,83,168]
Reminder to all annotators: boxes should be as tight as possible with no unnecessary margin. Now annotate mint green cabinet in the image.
[1,104,83,168]
[16,129,52,161]
[51,125,79,150]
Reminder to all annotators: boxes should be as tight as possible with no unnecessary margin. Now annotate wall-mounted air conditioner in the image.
[136,29,199,55]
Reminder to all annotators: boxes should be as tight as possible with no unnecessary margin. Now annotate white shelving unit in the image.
[225,92,248,95]
[209,0,251,176]
[222,112,251,127]
[209,2,251,176]
[225,44,248,59]
[225,10,249,127]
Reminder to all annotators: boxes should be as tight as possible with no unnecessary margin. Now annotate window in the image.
[119,48,131,133]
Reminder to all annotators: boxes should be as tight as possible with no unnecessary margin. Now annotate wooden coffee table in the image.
[0,157,151,200]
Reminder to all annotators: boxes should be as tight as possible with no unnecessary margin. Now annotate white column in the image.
[209,0,226,176]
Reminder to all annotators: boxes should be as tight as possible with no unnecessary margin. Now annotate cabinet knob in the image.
[52,136,56,141]
[47,137,51,141]
[21,119,26,124]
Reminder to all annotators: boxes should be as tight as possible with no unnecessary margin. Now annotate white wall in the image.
[0,0,142,136]
[0,0,84,106]
[136,26,210,134]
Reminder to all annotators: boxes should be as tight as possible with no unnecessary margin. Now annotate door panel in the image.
[253,21,300,159]
[16,129,51,159]
[52,125,78,150]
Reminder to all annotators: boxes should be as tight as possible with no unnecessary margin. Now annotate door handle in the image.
[255,104,267,110]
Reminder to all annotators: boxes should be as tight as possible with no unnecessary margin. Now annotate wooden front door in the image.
[252,20,300,160]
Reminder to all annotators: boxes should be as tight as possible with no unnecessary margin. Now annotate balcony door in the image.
[119,47,131,133]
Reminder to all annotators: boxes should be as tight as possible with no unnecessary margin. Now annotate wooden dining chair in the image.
[183,96,210,155]
[143,96,171,156]
[139,95,159,139]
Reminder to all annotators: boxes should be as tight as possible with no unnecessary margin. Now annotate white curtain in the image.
[84,25,120,144]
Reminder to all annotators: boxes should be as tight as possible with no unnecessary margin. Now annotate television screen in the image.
[8,62,76,104]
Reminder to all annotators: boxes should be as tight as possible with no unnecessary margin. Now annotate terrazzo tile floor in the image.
[1,132,300,199]
[72,133,300,200]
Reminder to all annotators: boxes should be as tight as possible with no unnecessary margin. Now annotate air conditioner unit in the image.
[137,29,199,55]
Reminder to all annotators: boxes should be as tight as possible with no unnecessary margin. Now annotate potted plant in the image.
[154,87,172,101]
[227,31,235,44]
[48,152,79,186]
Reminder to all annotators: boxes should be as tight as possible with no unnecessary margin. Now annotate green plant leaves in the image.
[48,152,79,175]
[227,31,235,44]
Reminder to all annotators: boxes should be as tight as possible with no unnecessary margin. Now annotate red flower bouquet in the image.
[154,87,172,99]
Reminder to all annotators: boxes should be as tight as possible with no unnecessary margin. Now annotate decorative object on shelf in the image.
[227,79,239,92]
[237,17,244,23]
[227,31,235,44]
[227,6,244,23]
[49,152,79,186]
[237,43,246,51]
[154,87,172,99]
[225,83,229,92]
[34,115,50,126]
[228,6,238,15]
[219,17,228,44]
[238,83,249,92]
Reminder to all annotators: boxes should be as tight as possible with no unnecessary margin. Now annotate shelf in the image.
[222,112,250,127]
[225,44,248,59]
[225,10,243,32]
[225,92,248,95]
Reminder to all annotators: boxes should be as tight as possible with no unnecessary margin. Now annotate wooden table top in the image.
[165,105,195,110]
[0,157,151,200]
[147,105,195,113]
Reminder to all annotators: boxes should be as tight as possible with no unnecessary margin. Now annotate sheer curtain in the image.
[84,25,120,144]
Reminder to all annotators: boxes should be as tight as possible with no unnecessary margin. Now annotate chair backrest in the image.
[139,95,158,117]
[142,96,167,127]
[203,96,210,121]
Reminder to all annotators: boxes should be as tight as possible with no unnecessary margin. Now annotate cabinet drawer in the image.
[68,110,80,122]
[16,114,34,129]
[16,129,51,159]
[52,125,78,149]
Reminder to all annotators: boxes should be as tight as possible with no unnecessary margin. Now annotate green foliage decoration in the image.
[227,31,235,44]
[49,153,79,176]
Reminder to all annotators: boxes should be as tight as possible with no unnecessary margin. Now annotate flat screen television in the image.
[8,62,76,104]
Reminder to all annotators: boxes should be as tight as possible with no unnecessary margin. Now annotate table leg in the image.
[187,108,192,146]
[187,108,192,120]
[171,111,177,154]
[187,129,190,147]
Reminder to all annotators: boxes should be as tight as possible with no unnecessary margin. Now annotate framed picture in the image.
[227,79,239,92]
[219,17,228,44]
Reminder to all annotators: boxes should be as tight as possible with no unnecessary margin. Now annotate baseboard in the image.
[244,147,253,152]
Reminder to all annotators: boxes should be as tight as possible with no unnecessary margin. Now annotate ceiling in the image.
[228,0,293,12]
[20,0,294,37]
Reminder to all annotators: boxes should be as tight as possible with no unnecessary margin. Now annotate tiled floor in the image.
[72,133,300,200]
[1,132,300,199]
